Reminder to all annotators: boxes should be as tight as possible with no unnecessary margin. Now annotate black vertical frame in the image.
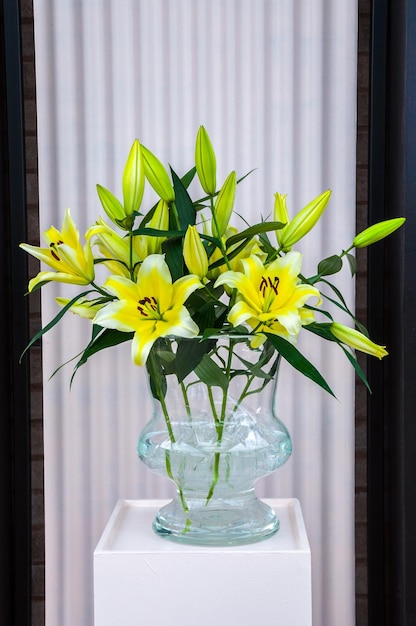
[0,0,32,624]
[368,0,416,624]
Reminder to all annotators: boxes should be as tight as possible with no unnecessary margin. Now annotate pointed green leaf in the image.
[339,345,372,393]
[171,167,196,229]
[71,327,134,385]
[346,252,357,276]
[20,290,97,362]
[265,333,336,397]
[317,255,343,276]
[162,235,184,281]
[194,354,229,390]
[181,166,197,189]
[174,338,216,383]
[225,221,285,249]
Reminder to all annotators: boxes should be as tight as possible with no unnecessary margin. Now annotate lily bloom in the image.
[92,254,203,366]
[20,208,95,291]
[214,251,321,346]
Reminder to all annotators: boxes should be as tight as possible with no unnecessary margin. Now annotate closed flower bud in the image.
[122,139,145,217]
[353,217,406,248]
[213,171,237,238]
[141,145,175,203]
[195,126,217,195]
[147,199,169,254]
[96,184,126,226]
[330,322,388,359]
[183,225,209,280]
[273,192,290,250]
[279,189,331,250]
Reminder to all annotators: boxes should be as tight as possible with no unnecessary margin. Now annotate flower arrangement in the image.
[20,126,404,399]
[20,127,405,537]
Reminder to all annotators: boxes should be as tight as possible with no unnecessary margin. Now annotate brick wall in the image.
[355,0,371,623]
[20,1,44,624]
[19,1,371,623]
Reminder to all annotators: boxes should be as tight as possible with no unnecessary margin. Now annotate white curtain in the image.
[33,1,358,624]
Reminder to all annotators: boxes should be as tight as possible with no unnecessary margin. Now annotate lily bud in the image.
[195,126,216,195]
[96,184,126,226]
[183,225,209,281]
[279,189,331,250]
[122,139,145,217]
[330,322,388,359]
[273,192,290,250]
[141,145,175,203]
[213,171,237,238]
[147,199,169,254]
[353,217,406,248]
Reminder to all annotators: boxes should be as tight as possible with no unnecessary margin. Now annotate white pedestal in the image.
[94,498,312,626]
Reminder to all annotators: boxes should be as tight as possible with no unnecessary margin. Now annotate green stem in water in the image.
[148,351,190,524]
[206,341,235,504]
[181,381,192,419]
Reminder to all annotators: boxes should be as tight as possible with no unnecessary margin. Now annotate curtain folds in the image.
[33,1,358,624]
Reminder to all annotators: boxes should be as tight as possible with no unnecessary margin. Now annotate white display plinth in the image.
[94,498,312,626]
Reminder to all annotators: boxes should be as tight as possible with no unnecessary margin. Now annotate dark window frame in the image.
[368,0,416,623]
[0,0,32,624]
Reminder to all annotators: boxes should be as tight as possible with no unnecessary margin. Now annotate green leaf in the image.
[162,236,184,281]
[19,290,97,362]
[70,327,134,385]
[339,345,372,393]
[181,166,196,189]
[304,322,337,342]
[346,252,357,276]
[174,338,216,383]
[225,221,285,249]
[171,167,196,229]
[317,255,343,276]
[265,333,336,397]
[132,226,184,238]
[146,350,167,401]
[194,354,229,390]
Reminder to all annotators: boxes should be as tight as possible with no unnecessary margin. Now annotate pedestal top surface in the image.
[94,498,310,555]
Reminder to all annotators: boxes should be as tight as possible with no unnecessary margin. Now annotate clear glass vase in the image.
[137,335,292,546]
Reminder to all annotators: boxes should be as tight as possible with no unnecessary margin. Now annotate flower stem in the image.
[148,351,190,525]
[206,340,234,504]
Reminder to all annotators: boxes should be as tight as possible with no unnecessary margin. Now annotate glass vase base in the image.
[152,494,280,546]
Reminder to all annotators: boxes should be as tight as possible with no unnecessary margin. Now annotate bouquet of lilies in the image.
[20,126,405,398]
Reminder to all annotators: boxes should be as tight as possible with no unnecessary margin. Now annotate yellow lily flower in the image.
[195,125,216,195]
[330,322,388,359]
[183,225,209,281]
[19,208,95,291]
[141,145,175,203]
[92,255,203,366]
[279,189,331,250]
[214,251,321,345]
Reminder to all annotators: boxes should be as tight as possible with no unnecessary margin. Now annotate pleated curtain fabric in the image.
[33,1,358,624]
